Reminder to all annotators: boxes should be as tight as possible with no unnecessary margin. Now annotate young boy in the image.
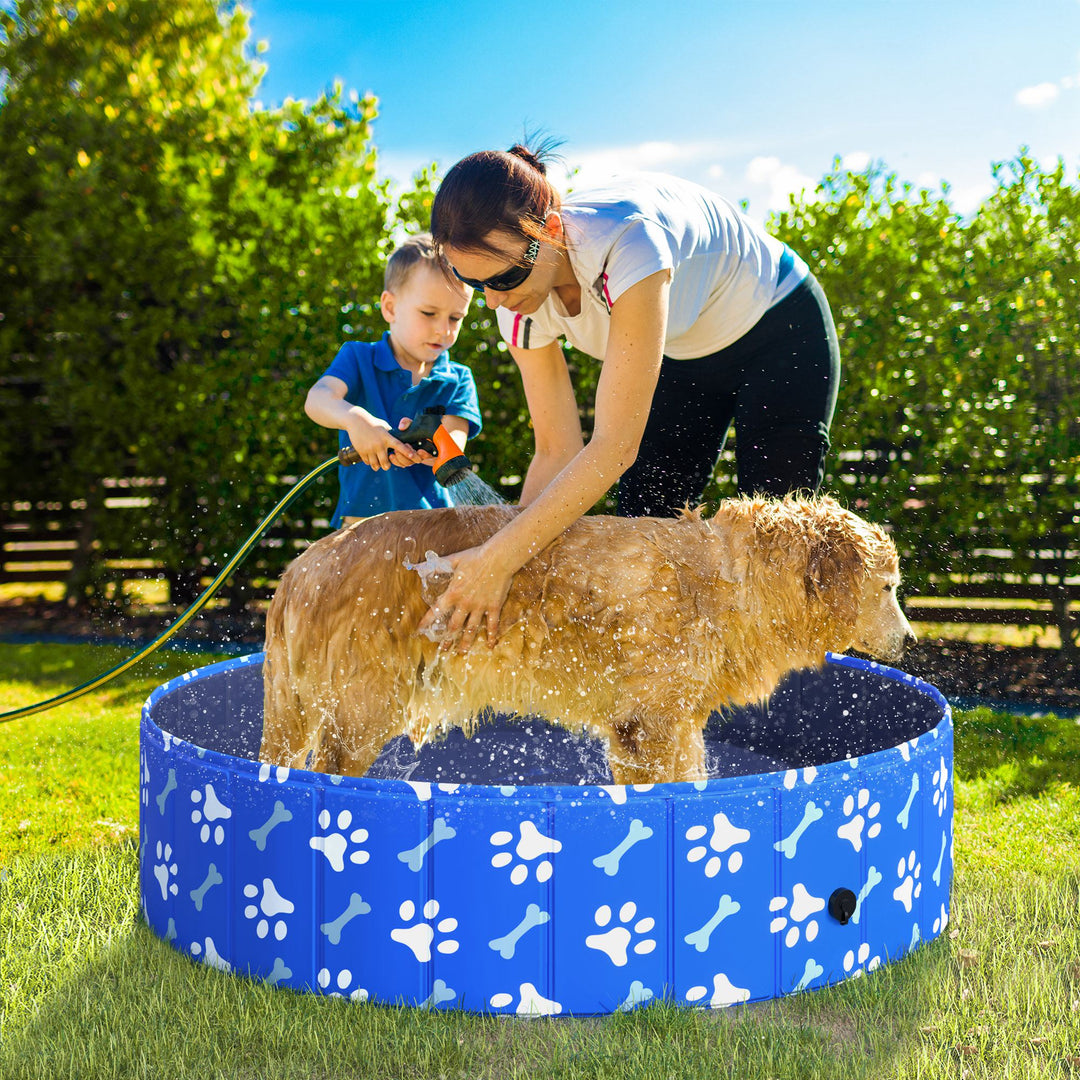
[305,234,481,527]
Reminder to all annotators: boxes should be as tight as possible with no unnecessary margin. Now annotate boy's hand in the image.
[396,416,437,465]
[345,415,422,471]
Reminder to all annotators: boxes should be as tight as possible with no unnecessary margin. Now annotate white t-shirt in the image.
[496,173,808,360]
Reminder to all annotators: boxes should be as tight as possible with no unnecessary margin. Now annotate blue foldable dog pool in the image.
[139,652,952,1015]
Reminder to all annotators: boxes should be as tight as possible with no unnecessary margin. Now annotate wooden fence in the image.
[2,467,1078,638]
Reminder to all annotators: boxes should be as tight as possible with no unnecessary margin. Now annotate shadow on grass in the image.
[954,707,1080,799]
[0,642,233,710]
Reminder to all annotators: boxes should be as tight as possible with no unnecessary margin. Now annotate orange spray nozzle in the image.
[338,407,472,485]
[427,423,471,487]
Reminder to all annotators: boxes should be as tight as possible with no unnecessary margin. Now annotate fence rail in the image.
[3,477,1078,635]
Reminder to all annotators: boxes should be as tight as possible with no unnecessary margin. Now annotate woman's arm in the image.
[420,269,671,648]
[510,340,585,505]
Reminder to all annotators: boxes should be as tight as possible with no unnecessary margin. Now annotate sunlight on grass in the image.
[908,619,1062,649]
[3,642,1080,1079]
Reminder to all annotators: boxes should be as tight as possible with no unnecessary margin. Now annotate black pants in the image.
[618,274,840,516]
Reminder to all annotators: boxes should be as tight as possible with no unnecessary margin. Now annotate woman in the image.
[423,143,840,649]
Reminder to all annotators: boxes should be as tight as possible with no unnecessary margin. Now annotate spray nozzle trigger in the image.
[338,406,471,486]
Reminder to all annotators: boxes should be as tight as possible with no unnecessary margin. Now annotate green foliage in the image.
[770,155,1080,648]
[1,0,1077,648]
[0,0,389,599]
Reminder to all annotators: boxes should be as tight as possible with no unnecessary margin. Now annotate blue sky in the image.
[246,0,1080,220]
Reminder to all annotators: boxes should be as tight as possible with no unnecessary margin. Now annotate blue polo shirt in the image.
[323,332,482,527]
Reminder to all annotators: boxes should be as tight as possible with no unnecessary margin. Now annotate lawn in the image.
[2,641,1079,1079]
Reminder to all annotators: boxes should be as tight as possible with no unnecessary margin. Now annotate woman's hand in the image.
[417,542,517,651]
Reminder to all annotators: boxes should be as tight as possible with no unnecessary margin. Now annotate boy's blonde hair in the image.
[384,232,449,293]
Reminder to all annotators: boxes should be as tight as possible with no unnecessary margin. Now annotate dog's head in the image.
[801,498,916,663]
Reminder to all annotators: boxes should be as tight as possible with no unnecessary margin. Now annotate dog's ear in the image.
[805,536,865,624]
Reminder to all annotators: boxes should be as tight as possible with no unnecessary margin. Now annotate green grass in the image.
[2,642,1080,1079]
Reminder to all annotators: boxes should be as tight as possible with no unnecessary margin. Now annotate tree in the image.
[0,0,390,603]
[770,155,1080,651]
[959,153,1080,651]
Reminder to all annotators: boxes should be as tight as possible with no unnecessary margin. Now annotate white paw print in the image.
[769,882,825,948]
[190,783,232,845]
[140,752,150,807]
[585,901,657,966]
[836,788,881,852]
[310,809,370,871]
[933,901,949,935]
[243,878,295,940]
[317,966,370,1001]
[685,811,751,878]
[932,757,949,816]
[390,899,459,962]
[843,942,881,976]
[489,820,561,885]
[489,982,563,1015]
[893,850,922,913]
[153,841,178,900]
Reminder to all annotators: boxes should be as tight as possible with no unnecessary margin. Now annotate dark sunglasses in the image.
[452,236,541,292]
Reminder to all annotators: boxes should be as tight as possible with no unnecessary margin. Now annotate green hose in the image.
[0,454,340,724]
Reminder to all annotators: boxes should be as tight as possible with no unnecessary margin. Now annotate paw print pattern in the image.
[843,942,881,976]
[893,850,922,913]
[153,841,178,900]
[489,820,561,885]
[585,902,657,966]
[932,757,949,817]
[391,900,459,962]
[685,811,751,878]
[310,809,370,871]
[489,982,563,1015]
[769,882,825,948]
[932,901,949,935]
[190,783,232,845]
[836,788,881,852]
[317,966,370,1001]
[243,878,295,940]
[140,752,150,808]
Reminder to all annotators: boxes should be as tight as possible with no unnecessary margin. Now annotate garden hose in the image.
[0,453,342,724]
[1,412,473,724]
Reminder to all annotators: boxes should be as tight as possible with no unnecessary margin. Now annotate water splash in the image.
[404,550,454,640]
[448,471,505,507]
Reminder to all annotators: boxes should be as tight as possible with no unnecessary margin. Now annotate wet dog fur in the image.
[260,495,915,784]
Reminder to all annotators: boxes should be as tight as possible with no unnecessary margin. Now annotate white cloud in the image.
[947,181,994,217]
[1016,81,1061,107]
[559,139,732,191]
[841,151,871,172]
[743,156,816,211]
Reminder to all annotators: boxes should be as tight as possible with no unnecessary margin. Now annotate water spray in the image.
[0,407,495,723]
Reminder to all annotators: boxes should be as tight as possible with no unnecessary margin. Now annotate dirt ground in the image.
[1,598,1077,713]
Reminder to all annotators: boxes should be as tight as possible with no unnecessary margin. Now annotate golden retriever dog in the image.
[261,496,915,785]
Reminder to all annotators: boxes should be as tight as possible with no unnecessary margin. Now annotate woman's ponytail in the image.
[431,138,562,258]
